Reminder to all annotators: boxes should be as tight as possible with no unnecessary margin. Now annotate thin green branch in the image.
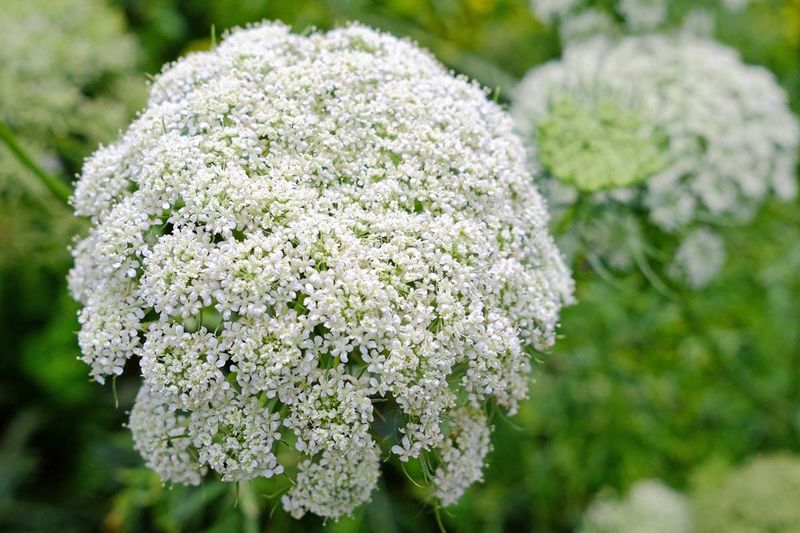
[0,120,72,206]
[433,506,448,533]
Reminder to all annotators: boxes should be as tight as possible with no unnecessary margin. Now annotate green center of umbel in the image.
[537,95,667,192]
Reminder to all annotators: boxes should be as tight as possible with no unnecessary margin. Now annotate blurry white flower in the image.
[0,0,141,147]
[582,479,693,533]
[70,21,573,519]
[720,0,752,10]
[512,35,798,287]
[669,229,725,289]
[560,9,618,45]
[679,9,717,37]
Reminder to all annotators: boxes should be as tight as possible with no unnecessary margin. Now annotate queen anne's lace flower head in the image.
[70,21,573,519]
[512,35,799,288]
[581,480,693,533]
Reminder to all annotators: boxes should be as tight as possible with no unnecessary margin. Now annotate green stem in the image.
[238,481,260,533]
[0,120,72,206]
[433,506,448,533]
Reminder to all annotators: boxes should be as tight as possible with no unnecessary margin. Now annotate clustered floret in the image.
[512,34,799,287]
[70,22,573,518]
[669,228,725,290]
[431,407,492,506]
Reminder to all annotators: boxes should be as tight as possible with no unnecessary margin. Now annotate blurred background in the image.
[0,0,799,531]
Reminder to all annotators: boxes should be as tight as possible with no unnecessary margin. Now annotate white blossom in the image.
[433,408,492,507]
[0,0,140,145]
[0,0,142,268]
[720,0,752,10]
[581,479,693,533]
[281,444,382,520]
[559,9,618,44]
[512,35,798,288]
[188,390,284,481]
[530,0,580,24]
[128,385,207,485]
[70,21,573,518]
[618,0,668,31]
[669,228,725,289]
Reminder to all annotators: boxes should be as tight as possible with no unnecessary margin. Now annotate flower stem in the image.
[434,506,448,533]
[238,481,260,533]
[0,120,72,206]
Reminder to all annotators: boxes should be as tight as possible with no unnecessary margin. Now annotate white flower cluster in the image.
[432,407,492,506]
[581,480,693,533]
[70,22,573,518]
[512,35,799,287]
[583,455,800,533]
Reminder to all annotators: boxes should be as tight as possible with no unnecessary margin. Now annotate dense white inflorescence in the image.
[70,22,573,518]
[432,407,492,506]
[129,385,207,485]
[581,479,693,533]
[512,35,799,288]
[618,0,669,31]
